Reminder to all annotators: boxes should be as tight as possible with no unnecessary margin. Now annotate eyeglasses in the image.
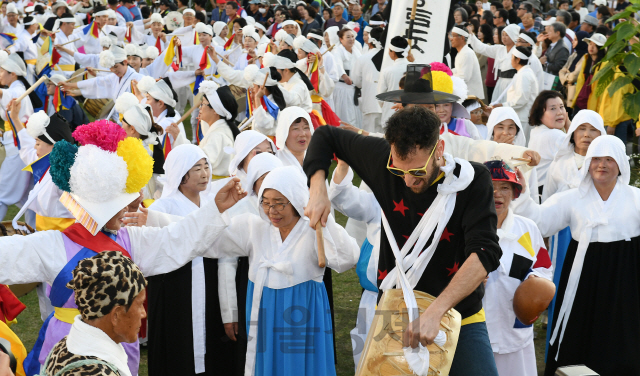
[260,200,291,212]
[386,142,438,177]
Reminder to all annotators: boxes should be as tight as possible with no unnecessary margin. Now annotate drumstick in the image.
[260,71,269,91]
[316,221,326,268]
[321,44,335,56]
[215,51,232,65]
[91,68,113,72]
[511,157,532,163]
[56,38,80,47]
[238,115,254,131]
[15,75,48,103]
[174,92,205,125]
[65,69,88,83]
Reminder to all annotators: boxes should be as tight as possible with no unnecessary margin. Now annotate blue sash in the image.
[49,247,98,308]
[356,238,378,293]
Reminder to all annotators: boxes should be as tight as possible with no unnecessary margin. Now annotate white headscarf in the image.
[245,152,283,196]
[226,130,276,176]
[199,81,233,120]
[555,109,605,161]
[257,166,309,222]
[503,24,521,45]
[275,107,313,174]
[324,26,340,47]
[485,107,527,146]
[213,21,227,37]
[578,135,630,197]
[1,53,27,76]
[160,144,211,199]
[281,20,301,37]
[147,79,177,107]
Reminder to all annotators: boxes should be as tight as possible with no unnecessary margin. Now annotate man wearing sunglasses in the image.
[303,65,541,375]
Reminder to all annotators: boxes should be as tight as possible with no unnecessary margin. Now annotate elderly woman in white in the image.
[539,109,605,353]
[146,144,242,375]
[212,166,359,376]
[512,135,640,375]
[274,106,313,175]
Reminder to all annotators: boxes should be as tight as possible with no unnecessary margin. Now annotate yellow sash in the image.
[54,64,75,71]
[54,307,80,324]
[25,59,36,65]
[461,308,486,326]
[212,175,230,180]
[35,215,75,232]
[310,94,323,104]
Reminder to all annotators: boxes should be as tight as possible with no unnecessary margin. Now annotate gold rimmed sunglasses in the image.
[386,142,438,177]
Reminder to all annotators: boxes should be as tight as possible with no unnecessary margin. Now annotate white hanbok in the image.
[352,47,382,133]
[198,118,234,178]
[501,66,539,141]
[332,43,362,127]
[377,57,408,126]
[467,33,515,104]
[453,45,485,100]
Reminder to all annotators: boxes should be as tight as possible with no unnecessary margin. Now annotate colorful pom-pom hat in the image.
[49,120,153,235]
[376,64,461,105]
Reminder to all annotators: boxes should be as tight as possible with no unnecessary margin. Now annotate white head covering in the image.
[226,130,276,176]
[100,34,116,48]
[324,26,340,47]
[195,22,214,36]
[26,111,56,144]
[147,79,177,107]
[94,9,110,17]
[502,24,521,45]
[144,46,160,59]
[1,53,27,76]
[555,109,606,161]
[262,52,296,70]
[293,35,319,54]
[107,9,117,19]
[49,74,67,85]
[275,107,314,173]
[111,45,127,63]
[245,15,256,25]
[199,81,233,120]
[451,27,469,38]
[116,92,156,144]
[99,50,116,68]
[485,107,527,147]
[183,8,196,16]
[281,20,301,37]
[578,135,630,197]
[6,3,18,14]
[518,33,535,47]
[150,13,164,25]
[136,76,157,94]
[242,25,260,42]
[243,64,278,86]
[257,166,309,221]
[124,43,142,58]
[245,152,283,196]
[275,29,294,47]
[161,144,211,199]
[213,21,227,36]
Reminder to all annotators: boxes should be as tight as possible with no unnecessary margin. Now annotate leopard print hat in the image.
[67,251,147,321]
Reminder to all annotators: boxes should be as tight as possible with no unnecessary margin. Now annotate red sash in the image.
[62,223,131,259]
[0,285,25,322]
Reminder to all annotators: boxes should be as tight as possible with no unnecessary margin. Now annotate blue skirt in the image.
[246,280,337,376]
[545,226,571,361]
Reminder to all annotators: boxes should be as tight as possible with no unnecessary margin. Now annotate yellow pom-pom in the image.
[116,138,153,194]
[430,71,454,94]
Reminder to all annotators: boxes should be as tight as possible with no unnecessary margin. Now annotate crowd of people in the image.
[0,0,638,375]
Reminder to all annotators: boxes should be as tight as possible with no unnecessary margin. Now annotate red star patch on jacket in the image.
[446,262,459,276]
[393,199,409,216]
[378,269,388,280]
[440,227,454,242]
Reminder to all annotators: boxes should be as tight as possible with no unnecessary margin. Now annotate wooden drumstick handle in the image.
[316,221,326,268]
[15,75,48,103]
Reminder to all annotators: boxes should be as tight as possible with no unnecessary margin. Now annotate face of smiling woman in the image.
[285,117,312,155]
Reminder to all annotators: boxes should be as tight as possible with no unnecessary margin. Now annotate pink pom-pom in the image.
[429,62,453,76]
[72,120,127,153]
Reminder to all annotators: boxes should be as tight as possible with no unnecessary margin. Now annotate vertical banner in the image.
[381,0,451,70]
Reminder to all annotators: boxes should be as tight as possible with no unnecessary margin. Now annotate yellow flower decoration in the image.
[116,137,153,194]
[429,71,454,94]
